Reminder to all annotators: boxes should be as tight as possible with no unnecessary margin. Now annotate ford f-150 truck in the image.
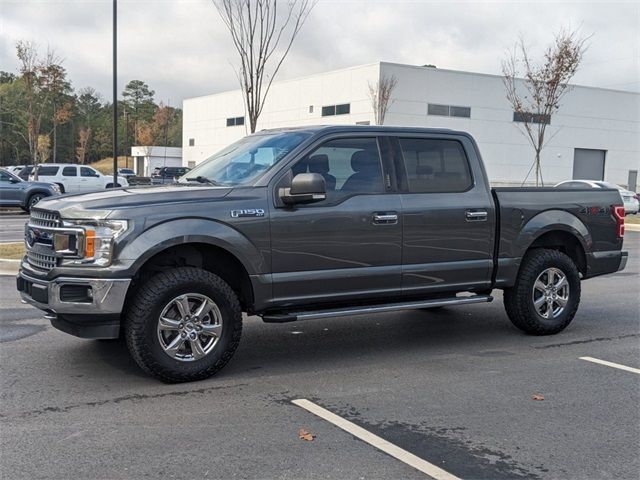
[16,126,628,382]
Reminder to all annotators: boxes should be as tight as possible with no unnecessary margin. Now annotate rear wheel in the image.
[503,249,580,335]
[124,267,242,383]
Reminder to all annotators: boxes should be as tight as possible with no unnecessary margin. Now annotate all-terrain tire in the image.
[503,249,581,335]
[124,267,242,383]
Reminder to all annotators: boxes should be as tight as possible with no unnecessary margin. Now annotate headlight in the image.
[51,184,61,193]
[57,219,129,267]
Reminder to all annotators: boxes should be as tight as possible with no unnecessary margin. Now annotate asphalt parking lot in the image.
[0,212,28,243]
[0,233,638,479]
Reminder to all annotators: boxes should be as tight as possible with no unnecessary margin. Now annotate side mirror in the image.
[10,178,21,183]
[279,173,326,205]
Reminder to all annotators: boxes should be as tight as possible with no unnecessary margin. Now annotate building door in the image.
[573,148,605,180]
[136,156,145,176]
[628,170,638,192]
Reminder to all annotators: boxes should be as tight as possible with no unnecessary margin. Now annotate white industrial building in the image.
[182,62,640,189]
[130,146,182,177]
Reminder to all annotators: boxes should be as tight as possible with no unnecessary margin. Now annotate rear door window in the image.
[398,138,473,193]
[62,166,77,176]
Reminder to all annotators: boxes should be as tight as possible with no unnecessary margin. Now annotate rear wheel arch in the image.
[527,230,587,275]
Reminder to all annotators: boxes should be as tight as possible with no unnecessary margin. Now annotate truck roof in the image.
[256,125,467,137]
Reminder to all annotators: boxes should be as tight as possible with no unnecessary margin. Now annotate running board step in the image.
[261,294,493,323]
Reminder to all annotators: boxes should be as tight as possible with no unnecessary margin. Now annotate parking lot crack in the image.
[0,382,248,420]
[533,333,640,349]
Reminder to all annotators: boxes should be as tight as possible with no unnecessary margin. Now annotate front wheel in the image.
[26,193,46,211]
[503,249,581,335]
[124,267,243,382]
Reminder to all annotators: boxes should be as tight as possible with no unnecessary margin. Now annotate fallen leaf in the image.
[532,394,545,401]
[299,428,315,441]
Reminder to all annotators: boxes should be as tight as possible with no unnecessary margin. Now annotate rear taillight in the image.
[612,205,625,238]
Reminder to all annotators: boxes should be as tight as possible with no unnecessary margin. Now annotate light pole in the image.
[112,0,118,187]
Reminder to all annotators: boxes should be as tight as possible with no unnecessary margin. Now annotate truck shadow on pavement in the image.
[58,306,518,381]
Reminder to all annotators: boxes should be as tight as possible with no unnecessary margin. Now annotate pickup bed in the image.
[16,126,628,382]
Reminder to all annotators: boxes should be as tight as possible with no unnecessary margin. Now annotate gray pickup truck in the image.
[16,126,628,382]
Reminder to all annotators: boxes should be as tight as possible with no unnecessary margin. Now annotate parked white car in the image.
[29,164,129,193]
[555,180,639,215]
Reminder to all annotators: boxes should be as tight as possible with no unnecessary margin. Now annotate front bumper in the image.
[17,270,131,315]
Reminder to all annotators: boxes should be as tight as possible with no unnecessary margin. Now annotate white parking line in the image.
[292,398,461,480]
[579,356,640,375]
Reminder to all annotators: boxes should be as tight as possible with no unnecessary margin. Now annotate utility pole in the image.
[123,106,129,170]
[112,0,118,187]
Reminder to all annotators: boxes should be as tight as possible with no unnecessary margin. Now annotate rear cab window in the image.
[397,138,473,193]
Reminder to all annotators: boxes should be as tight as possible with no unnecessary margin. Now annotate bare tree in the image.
[15,41,66,178]
[212,0,316,133]
[76,127,91,164]
[502,28,588,186]
[368,74,398,125]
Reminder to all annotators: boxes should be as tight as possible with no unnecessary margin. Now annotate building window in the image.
[450,106,471,118]
[226,116,245,127]
[513,111,550,124]
[428,103,471,118]
[188,138,195,146]
[321,103,350,117]
[308,105,314,114]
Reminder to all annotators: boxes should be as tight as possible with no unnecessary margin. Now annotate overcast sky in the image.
[1,0,638,106]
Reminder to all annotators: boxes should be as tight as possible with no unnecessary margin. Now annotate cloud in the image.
[0,0,638,107]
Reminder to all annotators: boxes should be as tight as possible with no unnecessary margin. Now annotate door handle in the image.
[373,212,398,224]
[465,210,488,221]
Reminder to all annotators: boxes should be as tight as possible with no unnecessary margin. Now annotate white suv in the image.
[29,164,129,193]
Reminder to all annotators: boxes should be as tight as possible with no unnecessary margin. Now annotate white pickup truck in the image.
[30,164,129,193]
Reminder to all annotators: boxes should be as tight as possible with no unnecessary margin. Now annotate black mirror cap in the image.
[279,173,326,205]
[290,173,326,195]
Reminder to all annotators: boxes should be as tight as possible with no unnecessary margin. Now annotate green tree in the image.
[122,80,156,144]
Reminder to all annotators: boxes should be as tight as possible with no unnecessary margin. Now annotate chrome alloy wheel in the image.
[156,293,223,362]
[532,267,570,319]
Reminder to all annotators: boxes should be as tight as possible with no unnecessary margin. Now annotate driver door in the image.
[269,136,402,307]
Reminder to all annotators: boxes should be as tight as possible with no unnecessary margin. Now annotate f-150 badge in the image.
[230,209,265,218]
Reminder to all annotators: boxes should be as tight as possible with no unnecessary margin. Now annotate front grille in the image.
[26,250,57,271]
[29,209,61,228]
[26,209,61,272]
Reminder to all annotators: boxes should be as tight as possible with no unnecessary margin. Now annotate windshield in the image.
[180,132,311,186]
[595,181,621,190]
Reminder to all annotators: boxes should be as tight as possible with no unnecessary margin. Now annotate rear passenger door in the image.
[269,136,402,306]
[393,135,496,295]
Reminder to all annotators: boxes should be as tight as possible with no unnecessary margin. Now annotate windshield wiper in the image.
[186,176,223,186]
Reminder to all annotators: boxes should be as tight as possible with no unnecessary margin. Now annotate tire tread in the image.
[125,267,242,383]
[504,249,581,335]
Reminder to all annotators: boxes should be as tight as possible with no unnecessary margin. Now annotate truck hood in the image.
[36,184,233,219]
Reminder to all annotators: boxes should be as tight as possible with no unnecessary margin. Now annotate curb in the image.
[0,259,20,275]
[626,224,640,232]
